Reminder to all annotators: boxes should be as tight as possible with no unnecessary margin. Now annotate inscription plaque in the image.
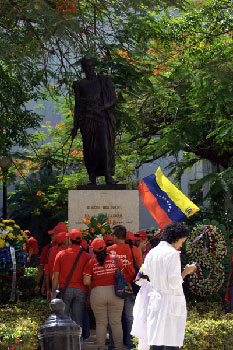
[68,190,139,233]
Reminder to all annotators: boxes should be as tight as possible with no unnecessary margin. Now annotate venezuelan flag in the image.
[137,166,199,229]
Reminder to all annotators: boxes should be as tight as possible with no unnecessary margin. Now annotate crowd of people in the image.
[24,221,233,350]
[26,223,149,349]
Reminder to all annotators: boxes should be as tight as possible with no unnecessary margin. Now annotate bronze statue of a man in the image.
[72,57,116,185]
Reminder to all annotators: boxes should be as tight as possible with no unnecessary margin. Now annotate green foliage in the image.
[103,0,233,215]
[133,302,233,350]
[184,302,233,349]
[0,298,49,350]
[1,0,232,234]
[0,62,44,156]
[8,165,67,247]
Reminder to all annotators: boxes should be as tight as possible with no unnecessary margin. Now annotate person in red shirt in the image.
[44,231,69,301]
[103,234,114,247]
[134,231,149,261]
[107,225,142,349]
[52,229,90,328]
[25,230,39,267]
[83,238,126,350]
[35,222,67,296]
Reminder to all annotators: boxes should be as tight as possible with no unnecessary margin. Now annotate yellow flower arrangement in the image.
[0,239,4,248]
[0,219,28,300]
[0,219,27,248]
[8,233,14,239]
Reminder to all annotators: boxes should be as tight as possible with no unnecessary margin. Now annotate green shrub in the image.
[184,302,233,349]
[133,302,233,350]
[0,268,38,303]
[0,298,49,350]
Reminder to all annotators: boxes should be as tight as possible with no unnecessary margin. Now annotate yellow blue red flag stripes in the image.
[137,166,199,229]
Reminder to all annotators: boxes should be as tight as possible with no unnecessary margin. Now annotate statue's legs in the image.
[105,175,116,184]
[88,174,97,185]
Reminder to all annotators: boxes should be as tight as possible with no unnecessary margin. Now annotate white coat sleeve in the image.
[140,251,151,276]
[166,251,183,289]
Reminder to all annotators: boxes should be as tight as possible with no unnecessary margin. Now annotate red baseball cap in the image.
[126,231,135,242]
[55,231,68,244]
[91,238,106,252]
[48,222,68,235]
[81,239,88,250]
[103,234,113,244]
[24,230,31,236]
[48,228,56,235]
[135,231,147,240]
[69,229,82,241]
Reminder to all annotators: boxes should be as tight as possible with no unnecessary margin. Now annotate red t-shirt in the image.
[54,245,90,293]
[106,244,142,284]
[44,246,66,281]
[26,237,38,255]
[83,253,124,290]
[40,242,56,266]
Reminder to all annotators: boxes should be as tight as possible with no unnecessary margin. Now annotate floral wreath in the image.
[185,224,227,296]
[0,219,27,249]
[188,263,225,296]
[146,228,163,239]
[0,219,27,297]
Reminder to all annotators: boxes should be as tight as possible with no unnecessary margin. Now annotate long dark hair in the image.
[95,249,107,266]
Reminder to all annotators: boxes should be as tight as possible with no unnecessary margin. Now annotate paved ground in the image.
[83,329,97,350]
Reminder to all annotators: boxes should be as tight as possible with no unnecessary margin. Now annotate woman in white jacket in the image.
[131,222,196,350]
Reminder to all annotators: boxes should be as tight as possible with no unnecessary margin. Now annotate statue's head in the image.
[81,57,97,76]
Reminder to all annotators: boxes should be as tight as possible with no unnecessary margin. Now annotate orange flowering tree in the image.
[7,163,67,247]
[99,0,233,224]
[2,0,233,237]
[82,213,113,242]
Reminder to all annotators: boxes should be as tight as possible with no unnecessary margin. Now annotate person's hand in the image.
[184,264,197,275]
[47,289,51,302]
[34,285,40,295]
[41,284,47,296]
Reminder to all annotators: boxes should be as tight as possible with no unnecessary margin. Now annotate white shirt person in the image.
[131,222,196,350]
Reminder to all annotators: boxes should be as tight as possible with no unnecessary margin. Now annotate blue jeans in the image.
[122,294,135,348]
[63,287,86,327]
[82,306,90,339]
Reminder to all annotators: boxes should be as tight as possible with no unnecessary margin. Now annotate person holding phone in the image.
[131,222,196,350]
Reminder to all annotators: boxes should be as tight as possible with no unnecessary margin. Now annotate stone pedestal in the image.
[68,189,139,232]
